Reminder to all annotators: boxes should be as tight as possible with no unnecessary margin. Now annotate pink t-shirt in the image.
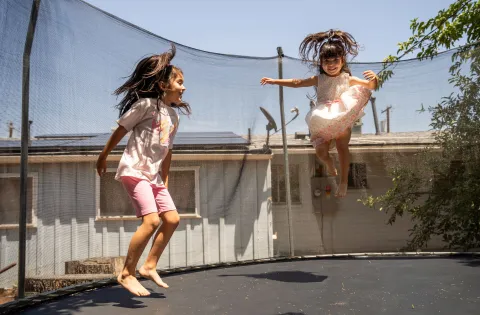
[114,98,179,185]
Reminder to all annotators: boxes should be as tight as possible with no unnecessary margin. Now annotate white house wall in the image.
[0,158,273,289]
[272,151,446,256]
[270,154,324,256]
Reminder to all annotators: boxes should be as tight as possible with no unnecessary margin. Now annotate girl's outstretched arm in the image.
[96,125,129,176]
[161,149,173,189]
[349,70,378,90]
[260,76,317,88]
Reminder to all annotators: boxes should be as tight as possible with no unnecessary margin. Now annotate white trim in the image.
[95,169,103,221]
[0,172,38,229]
[95,167,201,221]
[271,204,304,210]
[0,153,272,164]
[95,216,140,221]
[171,166,201,218]
[272,146,441,154]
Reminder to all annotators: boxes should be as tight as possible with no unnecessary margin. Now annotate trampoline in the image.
[1,1,480,315]
[2,254,479,315]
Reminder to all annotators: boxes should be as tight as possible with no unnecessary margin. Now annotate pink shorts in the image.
[121,176,176,218]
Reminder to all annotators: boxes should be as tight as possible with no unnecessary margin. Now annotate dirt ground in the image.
[0,289,16,305]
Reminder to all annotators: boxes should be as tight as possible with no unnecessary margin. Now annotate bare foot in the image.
[139,265,169,288]
[335,182,348,198]
[117,273,151,296]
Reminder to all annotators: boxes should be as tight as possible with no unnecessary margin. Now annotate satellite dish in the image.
[260,107,278,132]
[259,106,301,150]
[259,106,278,150]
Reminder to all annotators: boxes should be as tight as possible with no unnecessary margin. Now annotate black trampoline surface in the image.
[18,257,480,315]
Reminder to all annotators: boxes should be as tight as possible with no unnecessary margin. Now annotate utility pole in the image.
[370,96,380,135]
[381,105,392,133]
[8,121,14,138]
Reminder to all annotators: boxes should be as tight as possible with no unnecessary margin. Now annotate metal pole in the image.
[0,263,17,275]
[382,105,392,133]
[370,96,380,135]
[8,122,14,138]
[19,0,41,299]
[387,108,390,133]
[276,47,294,257]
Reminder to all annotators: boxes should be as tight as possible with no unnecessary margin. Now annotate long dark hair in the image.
[299,29,359,75]
[114,43,191,117]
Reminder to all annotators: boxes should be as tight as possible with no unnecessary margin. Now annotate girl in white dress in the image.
[261,30,378,197]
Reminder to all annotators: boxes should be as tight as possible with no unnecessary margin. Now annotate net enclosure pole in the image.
[19,0,41,299]
[276,47,294,257]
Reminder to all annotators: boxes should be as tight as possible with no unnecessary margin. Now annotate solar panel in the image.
[35,133,104,139]
[0,132,249,152]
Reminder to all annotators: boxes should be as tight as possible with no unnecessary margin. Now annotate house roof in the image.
[0,132,251,156]
[249,131,436,150]
[0,131,436,156]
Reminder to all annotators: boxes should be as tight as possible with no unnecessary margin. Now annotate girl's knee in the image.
[162,211,180,227]
[336,143,349,153]
[336,129,352,145]
[142,214,161,230]
[336,136,351,151]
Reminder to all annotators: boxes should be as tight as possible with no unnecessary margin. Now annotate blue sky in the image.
[82,0,458,61]
[0,0,465,138]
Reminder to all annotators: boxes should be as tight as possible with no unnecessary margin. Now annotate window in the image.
[168,168,199,215]
[96,167,200,219]
[98,172,133,217]
[0,173,37,228]
[348,163,367,189]
[271,164,301,204]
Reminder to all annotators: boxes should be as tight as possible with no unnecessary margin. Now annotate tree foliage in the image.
[363,0,480,250]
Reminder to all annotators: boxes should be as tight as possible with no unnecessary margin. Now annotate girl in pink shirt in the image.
[96,44,190,296]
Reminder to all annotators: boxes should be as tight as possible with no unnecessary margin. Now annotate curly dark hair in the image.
[299,29,359,75]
